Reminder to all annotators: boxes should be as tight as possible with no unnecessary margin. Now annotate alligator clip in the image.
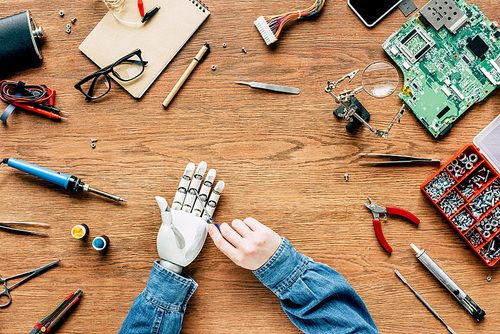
[364,197,420,253]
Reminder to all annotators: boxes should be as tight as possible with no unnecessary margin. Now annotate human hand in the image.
[156,162,224,274]
[208,217,282,270]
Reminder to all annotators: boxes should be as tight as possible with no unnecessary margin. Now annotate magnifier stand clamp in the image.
[324,61,406,139]
[333,97,370,134]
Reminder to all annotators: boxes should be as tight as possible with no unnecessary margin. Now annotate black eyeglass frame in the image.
[74,49,148,100]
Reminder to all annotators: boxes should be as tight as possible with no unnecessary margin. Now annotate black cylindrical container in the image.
[0,11,43,76]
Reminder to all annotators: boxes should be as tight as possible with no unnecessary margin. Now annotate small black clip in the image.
[142,6,161,23]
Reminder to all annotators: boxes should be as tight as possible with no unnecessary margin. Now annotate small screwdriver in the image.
[1,158,127,202]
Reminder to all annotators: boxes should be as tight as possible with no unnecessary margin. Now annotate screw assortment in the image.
[446,152,478,179]
[479,233,500,264]
[467,179,500,219]
[438,189,465,217]
[422,144,500,266]
[424,170,455,201]
[457,166,492,199]
[465,228,485,248]
[476,207,500,239]
[452,209,475,232]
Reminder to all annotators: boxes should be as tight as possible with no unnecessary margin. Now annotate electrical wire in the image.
[0,80,52,104]
[262,0,326,39]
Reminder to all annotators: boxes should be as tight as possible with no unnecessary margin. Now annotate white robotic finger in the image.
[193,168,216,217]
[156,196,185,249]
[182,162,207,213]
[172,162,195,210]
[202,180,225,220]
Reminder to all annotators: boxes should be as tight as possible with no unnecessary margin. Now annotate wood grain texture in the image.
[0,0,499,333]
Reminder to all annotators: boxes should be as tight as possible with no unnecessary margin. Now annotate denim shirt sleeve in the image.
[118,261,198,334]
[253,238,380,334]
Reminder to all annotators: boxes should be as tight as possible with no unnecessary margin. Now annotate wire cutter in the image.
[0,260,60,308]
[364,197,419,253]
[30,289,83,334]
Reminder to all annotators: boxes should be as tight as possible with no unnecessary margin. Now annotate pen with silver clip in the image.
[411,243,486,321]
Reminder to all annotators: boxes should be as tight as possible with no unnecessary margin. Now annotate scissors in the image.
[0,259,61,308]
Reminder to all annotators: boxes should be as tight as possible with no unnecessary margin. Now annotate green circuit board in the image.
[383,0,500,137]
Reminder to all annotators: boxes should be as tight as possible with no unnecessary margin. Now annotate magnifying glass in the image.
[354,61,399,98]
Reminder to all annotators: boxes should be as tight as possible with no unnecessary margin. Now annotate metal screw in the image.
[91,139,98,143]
[66,28,71,34]
[222,43,226,48]
[71,17,77,24]
[242,47,247,54]
[59,10,64,17]
[211,65,216,71]
[486,276,491,282]
[344,173,348,182]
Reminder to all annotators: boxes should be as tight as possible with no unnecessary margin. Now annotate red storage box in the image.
[421,115,500,266]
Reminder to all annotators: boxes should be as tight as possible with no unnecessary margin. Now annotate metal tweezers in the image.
[0,221,49,236]
[358,153,440,165]
[235,81,300,94]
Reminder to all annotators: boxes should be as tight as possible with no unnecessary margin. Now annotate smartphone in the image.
[348,0,402,27]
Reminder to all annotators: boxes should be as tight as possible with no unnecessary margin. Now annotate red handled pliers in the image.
[364,197,419,253]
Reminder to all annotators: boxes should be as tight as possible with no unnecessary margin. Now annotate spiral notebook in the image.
[79,0,210,98]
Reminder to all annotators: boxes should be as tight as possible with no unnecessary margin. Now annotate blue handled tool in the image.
[1,158,127,202]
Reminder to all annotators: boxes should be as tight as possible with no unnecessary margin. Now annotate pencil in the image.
[162,43,210,108]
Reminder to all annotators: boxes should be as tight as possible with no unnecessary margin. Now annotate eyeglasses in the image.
[75,49,148,100]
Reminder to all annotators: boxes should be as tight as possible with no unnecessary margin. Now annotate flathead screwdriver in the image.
[1,158,127,202]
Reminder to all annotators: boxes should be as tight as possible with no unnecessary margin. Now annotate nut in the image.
[66,28,71,34]
[486,276,491,282]
[66,24,71,29]
[211,65,216,71]
[91,143,96,149]
[222,43,227,48]
[59,10,64,17]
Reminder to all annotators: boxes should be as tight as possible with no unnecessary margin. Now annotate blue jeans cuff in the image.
[252,237,309,297]
[143,261,198,312]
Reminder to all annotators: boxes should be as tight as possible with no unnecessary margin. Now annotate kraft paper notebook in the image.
[79,0,210,98]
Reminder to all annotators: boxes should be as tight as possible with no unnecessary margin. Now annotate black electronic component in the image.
[437,106,450,119]
[467,36,489,58]
[494,31,500,39]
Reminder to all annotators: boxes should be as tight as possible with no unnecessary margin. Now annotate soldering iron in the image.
[1,158,127,202]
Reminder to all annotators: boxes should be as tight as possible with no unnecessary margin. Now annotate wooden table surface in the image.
[0,0,499,333]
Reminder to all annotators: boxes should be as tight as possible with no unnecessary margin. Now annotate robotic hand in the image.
[156,162,224,274]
